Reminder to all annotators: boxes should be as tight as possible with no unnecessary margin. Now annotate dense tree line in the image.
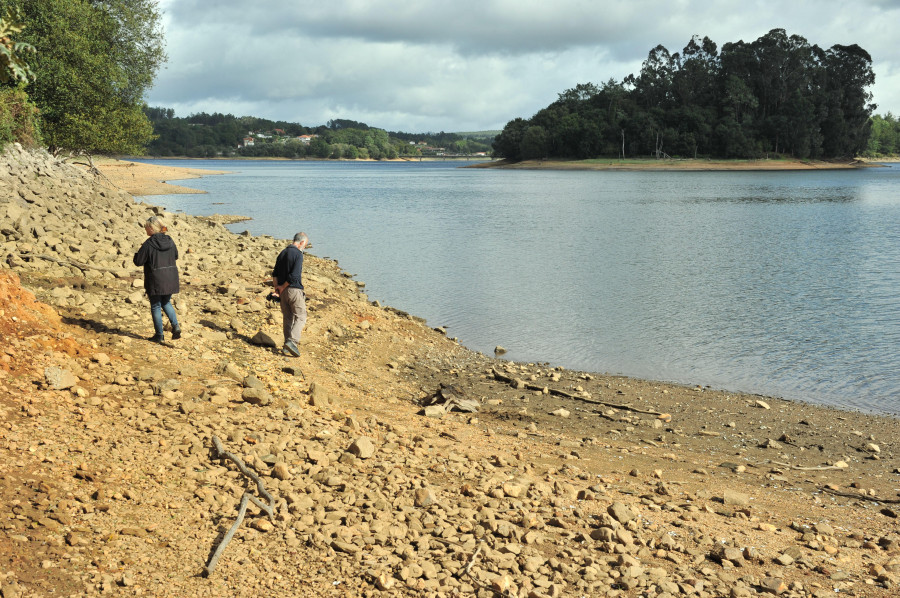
[1,0,165,155]
[144,108,493,159]
[494,29,877,161]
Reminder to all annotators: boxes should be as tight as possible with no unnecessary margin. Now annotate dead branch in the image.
[17,252,124,277]
[203,435,276,577]
[820,486,900,504]
[491,368,663,415]
[770,460,848,471]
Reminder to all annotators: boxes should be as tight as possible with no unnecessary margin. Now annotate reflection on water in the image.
[138,160,900,415]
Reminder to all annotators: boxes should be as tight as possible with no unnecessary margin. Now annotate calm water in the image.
[136,159,900,415]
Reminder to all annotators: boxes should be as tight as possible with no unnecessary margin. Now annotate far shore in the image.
[468,156,887,171]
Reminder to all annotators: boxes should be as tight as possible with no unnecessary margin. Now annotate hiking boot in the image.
[283,341,300,357]
[171,327,182,340]
[147,334,164,343]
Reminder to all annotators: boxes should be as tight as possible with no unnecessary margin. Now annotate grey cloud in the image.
[149,0,900,131]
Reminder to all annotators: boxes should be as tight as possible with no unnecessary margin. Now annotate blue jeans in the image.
[149,294,179,337]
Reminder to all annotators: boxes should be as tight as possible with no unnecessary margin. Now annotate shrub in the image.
[0,87,41,150]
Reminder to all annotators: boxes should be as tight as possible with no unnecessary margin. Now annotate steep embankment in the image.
[1,145,898,597]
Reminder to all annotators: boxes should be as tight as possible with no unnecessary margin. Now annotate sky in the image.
[146,0,900,134]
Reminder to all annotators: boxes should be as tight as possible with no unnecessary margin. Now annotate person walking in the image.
[133,215,181,343]
[272,232,308,357]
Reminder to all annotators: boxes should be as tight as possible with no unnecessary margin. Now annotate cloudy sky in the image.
[146,0,900,133]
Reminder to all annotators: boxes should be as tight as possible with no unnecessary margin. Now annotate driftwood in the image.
[203,436,276,577]
[770,460,848,472]
[491,368,663,416]
[820,486,900,504]
[18,252,124,277]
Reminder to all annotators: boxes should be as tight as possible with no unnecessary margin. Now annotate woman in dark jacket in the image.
[133,216,181,343]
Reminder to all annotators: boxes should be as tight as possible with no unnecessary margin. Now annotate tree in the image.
[519,126,548,160]
[0,7,35,83]
[2,0,166,154]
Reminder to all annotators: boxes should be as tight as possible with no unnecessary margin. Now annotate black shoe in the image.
[171,327,182,340]
[148,335,164,343]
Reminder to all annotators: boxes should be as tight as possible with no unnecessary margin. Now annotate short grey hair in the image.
[145,215,167,234]
[293,232,308,245]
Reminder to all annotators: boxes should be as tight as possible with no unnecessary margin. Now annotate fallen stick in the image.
[17,252,124,277]
[770,460,848,471]
[820,486,900,504]
[203,436,276,577]
[491,368,663,415]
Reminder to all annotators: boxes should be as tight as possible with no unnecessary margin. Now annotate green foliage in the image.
[143,108,494,159]
[0,87,40,148]
[494,29,876,161]
[865,113,900,157]
[0,7,35,84]
[3,0,166,154]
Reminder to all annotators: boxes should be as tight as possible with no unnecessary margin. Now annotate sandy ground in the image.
[77,157,231,196]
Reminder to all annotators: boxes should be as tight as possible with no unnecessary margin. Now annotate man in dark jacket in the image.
[272,232,308,357]
[133,216,181,343]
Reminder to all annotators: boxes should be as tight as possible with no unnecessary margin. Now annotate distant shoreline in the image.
[467,157,887,171]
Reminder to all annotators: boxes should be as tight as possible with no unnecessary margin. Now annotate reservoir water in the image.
[135,159,900,415]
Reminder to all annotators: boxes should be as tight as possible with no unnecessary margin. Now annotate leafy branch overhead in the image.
[0,8,35,84]
[0,0,167,155]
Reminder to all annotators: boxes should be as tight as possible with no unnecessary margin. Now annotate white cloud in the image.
[147,0,900,131]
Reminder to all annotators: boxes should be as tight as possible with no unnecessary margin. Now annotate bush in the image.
[0,87,41,150]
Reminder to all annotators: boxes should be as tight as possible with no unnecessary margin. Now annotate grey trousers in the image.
[280,287,307,345]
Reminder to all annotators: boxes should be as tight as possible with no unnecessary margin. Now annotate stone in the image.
[250,330,277,347]
[759,577,786,594]
[608,501,638,524]
[414,488,437,507]
[44,366,78,390]
[723,489,751,506]
[347,436,375,459]
[309,382,330,407]
[241,387,272,406]
[272,462,291,480]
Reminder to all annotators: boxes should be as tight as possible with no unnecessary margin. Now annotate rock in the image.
[44,366,78,390]
[494,345,507,355]
[242,375,265,389]
[755,400,771,409]
[414,488,437,507]
[608,501,638,524]
[272,462,291,480]
[865,443,880,454]
[250,330,277,347]
[241,387,272,406]
[347,436,375,459]
[550,408,570,418]
[216,361,243,381]
[137,367,164,381]
[759,577,786,594]
[308,382,330,407]
[723,489,751,506]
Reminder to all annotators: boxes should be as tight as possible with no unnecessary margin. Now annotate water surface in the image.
[136,159,900,415]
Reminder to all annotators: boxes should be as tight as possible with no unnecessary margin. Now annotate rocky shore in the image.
[1,144,898,597]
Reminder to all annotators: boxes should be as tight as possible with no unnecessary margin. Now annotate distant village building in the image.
[242,137,255,147]
[296,134,318,143]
